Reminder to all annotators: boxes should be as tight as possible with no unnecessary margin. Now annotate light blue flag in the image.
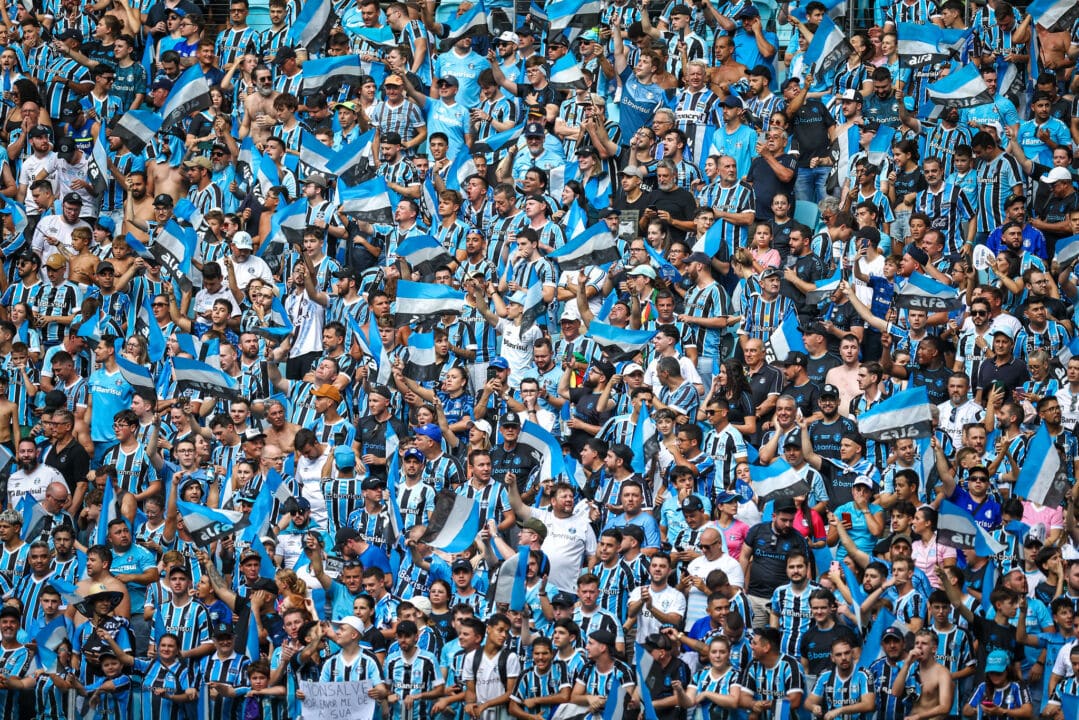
[34,616,70,672]
[96,479,119,546]
[1015,424,1072,507]
[981,559,997,606]
[127,296,165,363]
[896,23,970,68]
[1026,0,1079,32]
[423,494,481,553]
[49,577,83,607]
[549,53,585,90]
[0,194,28,258]
[257,150,281,196]
[477,123,524,154]
[298,130,337,176]
[385,424,405,546]
[767,311,806,362]
[87,130,110,197]
[630,410,655,476]
[548,0,601,31]
[77,310,107,344]
[262,196,309,255]
[1060,694,1079,720]
[122,233,154,261]
[602,678,626,720]
[510,545,530,611]
[394,280,465,324]
[805,264,842,306]
[856,606,896,670]
[404,331,439,382]
[634,644,660,720]
[441,1,487,47]
[1059,334,1079,365]
[443,153,479,192]
[518,420,567,481]
[866,125,897,166]
[330,128,377,185]
[250,295,294,341]
[245,605,261,659]
[17,494,47,541]
[341,19,396,47]
[114,109,162,153]
[926,63,993,109]
[563,202,587,242]
[298,55,364,98]
[585,321,656,361]
[562,454,588,492]
[396,234,454,277]
[141,36,154,92]
[172,356,241,400]
[856,385,933,441]
[644,240,682,284]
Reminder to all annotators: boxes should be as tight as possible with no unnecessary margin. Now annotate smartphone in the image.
[841,512,852,525]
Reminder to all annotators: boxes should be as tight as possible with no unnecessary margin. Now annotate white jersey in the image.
[533,502,597,594]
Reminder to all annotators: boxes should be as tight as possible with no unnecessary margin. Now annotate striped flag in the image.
[299,55,365,98]
[77,309,108,343]
[517,420,567,481]
[563,202,587,243]
[384,424,406,545]
[897,23,970,68]
[517,281,547,334]
[33,616,70,672]
[421,173,440,225]
[926,63,993,108]
[1053,233,1079,265]
[805,265,842,306]
[766,311,806,363]
[548,0,601,31]
[285,0,336,55]
[396,234,455,278]
[938,500,1007,555]
[1014,424,1072,508]
[342,24,397,49]
[250,295,294,341]
[585,321,656,361]
[347,316,389,383]
[263,196,309,255]
[394,280,465,326]
[1028,0,1079,31]
[150,221,197,291]
[336,176,392,223]
[245,604,261,659]
[549,53,585,91]
[490,546,530,610]
[601,678,627,720]
[441,1,489,49]
[548,222,618,272]
[0,194,28,258]
[422,492,481,552]
[172,198,204,232]
[895,271,963,312]
[473,122,524,155]
[298,130,336,176]
[126,297,165,363]
[634,644,661,720]
[857,386,933,441]
[177,500,250,545]
[404,331,440,383]
[159,65,211,131]
[330,129,377,185]
[115,354,156,398]
[443,153,479,192]
[113,110,162,153]
[750,459,810,501]
[805,16,851,76]
[173,356,242,400]
[86,131,110,197]
[629,410,656,476]
[867,125,896,166]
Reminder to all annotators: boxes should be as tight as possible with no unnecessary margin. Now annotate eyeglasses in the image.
[968,476,988,483]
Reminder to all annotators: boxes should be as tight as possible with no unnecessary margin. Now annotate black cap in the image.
[783,351,807,367]
[56,137,77,161]
[275,46,297,66]
[212,622,235,637]
[548,33,569,47]
[361,477,386,491]
[56,28,81,42]
[621,524,645,544]
[803,322,828,337]
[500,411,521,427]
[248,577,278,594]
[643,632,673,651]
[168,564,191,577]
[43,389,67,410]
[382,131,403,145]
[451,558,473,573]
[28,124,51,139]
[62,192,83,206]
[680,495,704,513]
[369,383,392,399]
[592,359,616,379]
[773,497,797,513]
[59,101,82,121]
[590,629,616,648]
[820,384,840,399]
[153,194,174,208]
[335,528,361,550]
[549,592,575,608]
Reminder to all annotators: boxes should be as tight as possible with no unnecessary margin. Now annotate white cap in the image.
[982,120,1005,138]
[232,231,254,250]
[335,615,364,634]
[623,363,644,375]
[497,31,520,44]
[1041,166,1073,184]
[407,596,432,616]
[561,302,581,322]
[472,419,493,437]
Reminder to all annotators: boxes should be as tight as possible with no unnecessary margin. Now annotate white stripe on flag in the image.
[425,495,479,552]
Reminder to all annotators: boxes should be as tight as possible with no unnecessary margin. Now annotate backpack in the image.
[470,646,512,690]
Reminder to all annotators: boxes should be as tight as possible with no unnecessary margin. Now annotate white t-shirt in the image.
[644,353,702,395]
[230,255,274,291]
[495,318,543,387]
[534,503,597,594]
[8,463,65,506]
[296,449,332,529]
[461,648,522,720]
[627,583,686,643]
[684,553,745,626]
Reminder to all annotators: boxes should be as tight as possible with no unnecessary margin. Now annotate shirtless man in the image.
[68,227,100,286]
[72,544,132,623]
[122,171,155,243]
[263,402,298,454]
[0,374,21,450]
[891,629,953,720]
[1039,26,1072,81]
[239,65,280,145]
[825,335,862,416]
[708,35,747,98]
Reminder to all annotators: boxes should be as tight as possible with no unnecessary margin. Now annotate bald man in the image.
[683,527,744,625]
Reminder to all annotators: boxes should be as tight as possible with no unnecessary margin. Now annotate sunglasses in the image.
[970,310,988,316]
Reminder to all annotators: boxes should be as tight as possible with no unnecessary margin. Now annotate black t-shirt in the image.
[790,98,836,166]
[646,187,698,242]
[783,380,821,418]
[146,0,201,37]
[770,219,810,265]
[782,252,825,316]
[817,457,862,509]
[968,614,1019,682]
[748,153,798,220]
[356,415,410,481]
[806,352,841,387]
[645,657,692,720]
[490,442,541,491]
[808,416,857,460]
[910,365,951,405]
[44,440,91,495]
[799,623,861,676]
[744,524,810,598]
[567,387,612,456]
[976,358,1031,400]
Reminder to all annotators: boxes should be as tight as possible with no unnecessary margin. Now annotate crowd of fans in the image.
[1,0,1079,720]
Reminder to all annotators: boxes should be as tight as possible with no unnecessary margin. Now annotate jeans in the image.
[794,165,830,206]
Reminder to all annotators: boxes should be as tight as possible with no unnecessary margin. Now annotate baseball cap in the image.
[721,95,743,109]
[881,627,905,642]
[839,88,863,103]
[303,173,329,189]
[820,384,840,398]
[501,411,522,427]
[311,384,343,403]
[985,650,1010,673]
[548,33,569,47]
[621,166,646,178]
[524,121,545,137]
[407,596,433,616]
[715,490,740,504]
[550,592,575,608]
[403,447,424,462]
[153,194,174,208]
[497,31,520,44]
[852,475,875,490]
[383,75,404,86]
[589,629,617,649]
[275,46,297,66]
[96,216,116,234]
[28,124,51,139]
[734,5,760,18]
[643,632,674,651]
[62,192,83,206]
[56,28,81,42]
[507,290,527,305]
[212,622,235,638]
[760,267,781,280]
[361,477,385,491]
[151,77,174,93]
[680,495,704,513]
[783,351,807,367]
[335,615,364,635]
[414,423,443,442]
[773,497,797,513]
[96,261,115,274]
[686,251,712,265]
[335,447,357,471]
[627,264,657,280]
[45,254,67,270]
[231,231,254,250]
[473,419,493,437]
[241,427,266,441]
[517,517,548,541]
[623,362,644,376]
[451,558,473,573]
[382,131,403,145]
[1041,166,1073,184]
[56,137,77,161]
[335,528,361,550]
[183,156,212,170]
[437,75,459,88]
